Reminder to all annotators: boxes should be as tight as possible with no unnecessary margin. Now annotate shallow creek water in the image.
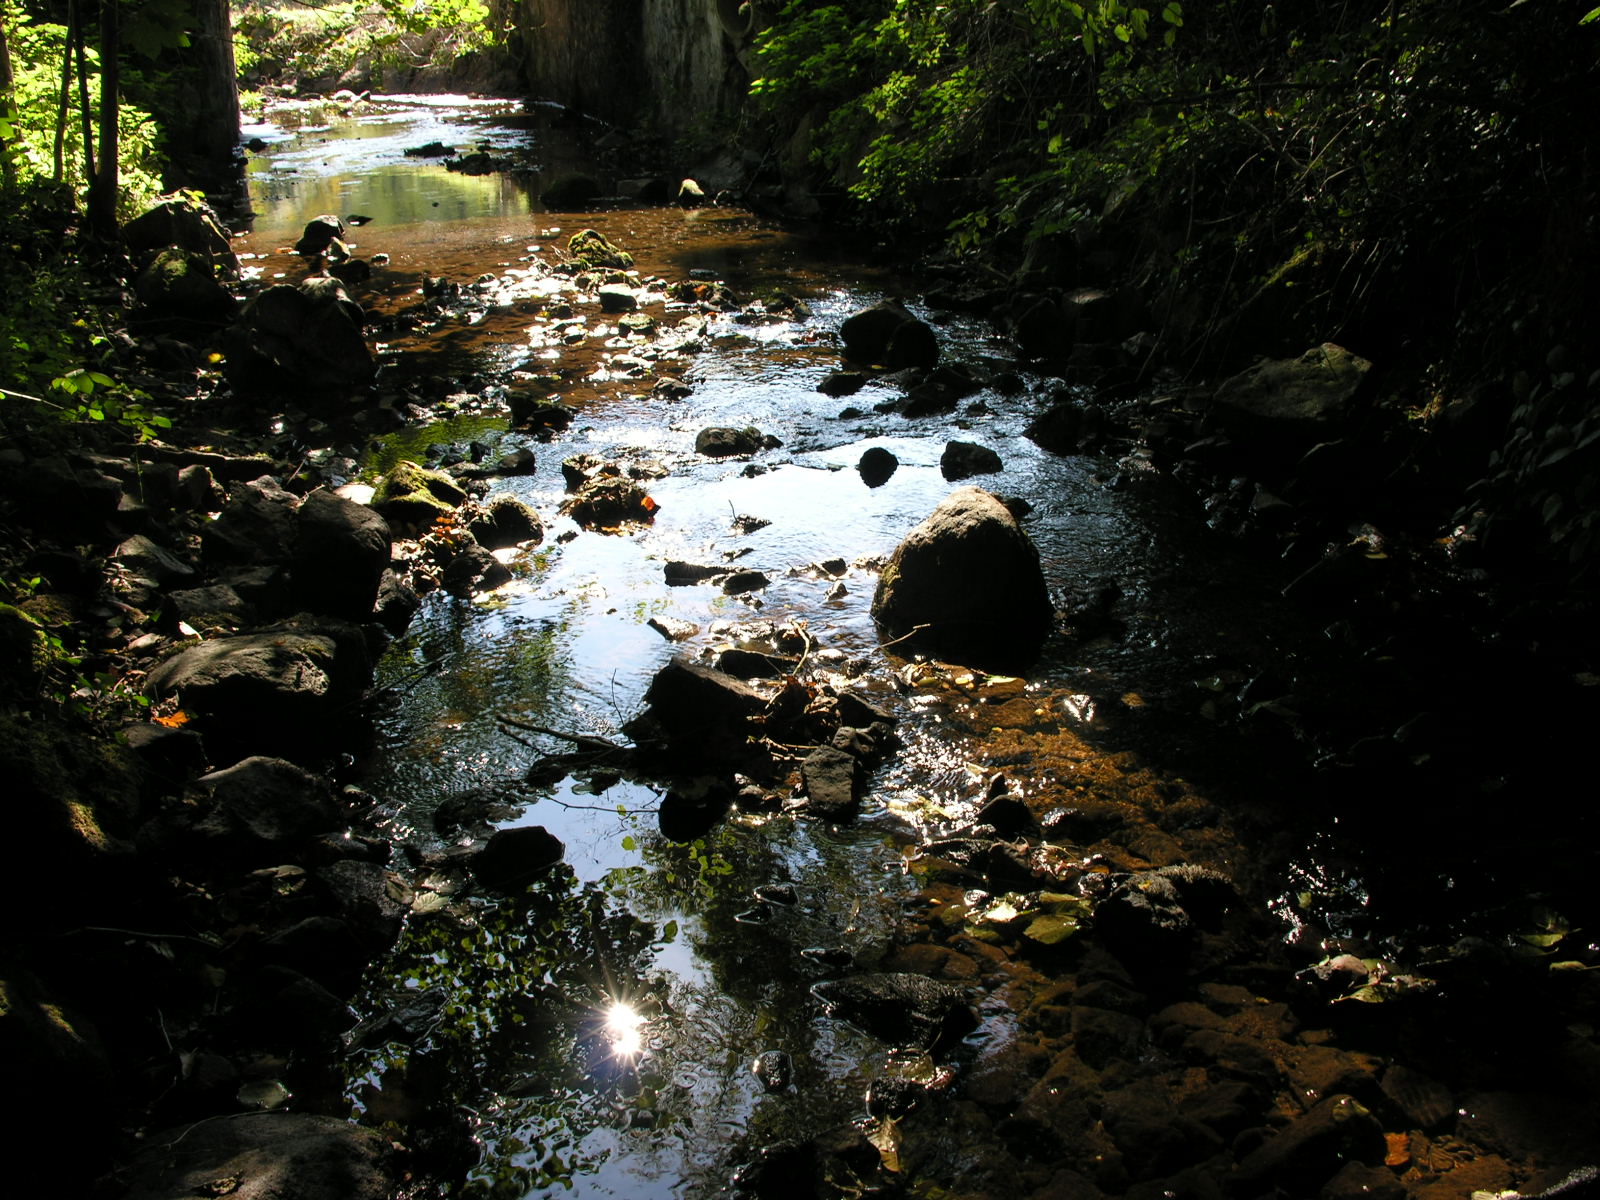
[232,98,1584,1198]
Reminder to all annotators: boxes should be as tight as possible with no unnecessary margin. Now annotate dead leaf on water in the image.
[867,1116,902,1172]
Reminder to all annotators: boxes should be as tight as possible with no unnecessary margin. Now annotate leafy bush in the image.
[0,4,165,219]
[232,0,499,90]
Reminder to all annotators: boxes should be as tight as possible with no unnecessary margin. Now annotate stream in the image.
[233,96,1596,1199]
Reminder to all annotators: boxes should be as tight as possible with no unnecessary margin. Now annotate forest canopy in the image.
[751,0,1597,371]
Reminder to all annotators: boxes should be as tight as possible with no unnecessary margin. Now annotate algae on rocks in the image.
[371,460,468,526]
[567,229,634,271]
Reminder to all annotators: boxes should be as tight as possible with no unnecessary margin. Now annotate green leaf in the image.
[1024,913,1080,944]
[1582,7,1600,25]
[621,835,637,852]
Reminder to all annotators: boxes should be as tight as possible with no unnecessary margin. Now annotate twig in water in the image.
[546,795,659,814]
[876,623,934,653]
[497,714,625,754]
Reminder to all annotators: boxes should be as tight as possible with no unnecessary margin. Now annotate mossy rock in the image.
[134,246,237,319]
[567,228,634,271]
[370,460,467,526]
[0,710,142,923]
[0,603,53,700]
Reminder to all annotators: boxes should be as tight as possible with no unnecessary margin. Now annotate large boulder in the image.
[467,494,543,550]
[840,300,939,370]
[1211,343,1373,453]
[872,487,1053,671]
[293,214,346,257]
[292,489,391,620]
[191,755,344,864]
[224,276,375,395]
[122,195,235,262]
[135,247,237,320]
[201,476,301,567]
[940,440,1003,481]
[470,826,565,894]
[625,656,771,774]
[145,618,372,750]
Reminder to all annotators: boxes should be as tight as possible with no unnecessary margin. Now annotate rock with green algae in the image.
[0,603,52,700]
[134,246,237,319]
[370,459,467,526]
[1,710,142,920]
[567,228,634,271]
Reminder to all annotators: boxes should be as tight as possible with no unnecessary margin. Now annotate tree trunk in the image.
[87,0,118,238]
[73,1,95,183]
[0,8,17,188]
[54,2,74,181]
[190,0,240,163]
[162,0,241,191]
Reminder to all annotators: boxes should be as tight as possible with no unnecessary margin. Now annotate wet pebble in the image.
[865,1075,925,1118]
[753,882,798,906]
[752,1050,793,1092]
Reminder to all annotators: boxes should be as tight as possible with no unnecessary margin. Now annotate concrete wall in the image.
[508,0,757,131]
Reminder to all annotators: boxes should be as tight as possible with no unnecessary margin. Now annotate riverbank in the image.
[2,94,1598,1200]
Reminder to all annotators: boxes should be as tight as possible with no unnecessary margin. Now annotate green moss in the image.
[371,459,467,525]
[567,229,634,271]
[0,603,52,699]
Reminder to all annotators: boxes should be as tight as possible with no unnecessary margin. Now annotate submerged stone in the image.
[811,972,975,1050]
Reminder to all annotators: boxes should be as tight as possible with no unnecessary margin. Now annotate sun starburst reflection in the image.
[602,1000,646,1061]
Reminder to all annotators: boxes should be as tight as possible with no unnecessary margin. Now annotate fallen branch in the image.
[496,714,626,754]
[876,622,934,653]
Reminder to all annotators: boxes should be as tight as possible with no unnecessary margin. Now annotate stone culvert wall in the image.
[501,0,761,131]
